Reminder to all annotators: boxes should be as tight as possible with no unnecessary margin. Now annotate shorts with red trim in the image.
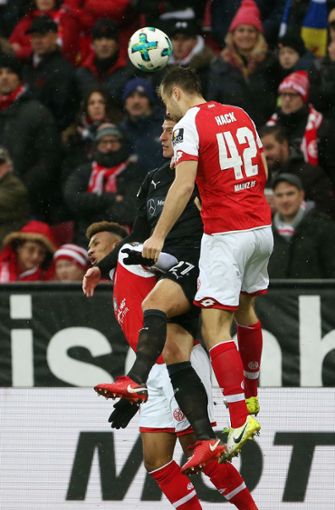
[139,345,215,434]
[194,227,273,310]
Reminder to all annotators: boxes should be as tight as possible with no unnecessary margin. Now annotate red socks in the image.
[149,460,202,509]
[149,458,258,510]
[237,321,262,399]
[203,460,258,509]
[209,340,248,427]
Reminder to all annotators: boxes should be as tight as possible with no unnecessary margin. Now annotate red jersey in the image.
[172,101,272,234]
[112,251,164,364]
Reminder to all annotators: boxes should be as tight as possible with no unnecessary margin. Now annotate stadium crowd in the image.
[1,0,335,282]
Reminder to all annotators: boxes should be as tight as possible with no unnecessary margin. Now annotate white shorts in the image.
[139,344,215,435]
[194,227,273,311]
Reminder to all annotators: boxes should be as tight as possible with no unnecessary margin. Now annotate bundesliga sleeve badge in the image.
[172,128,184,146]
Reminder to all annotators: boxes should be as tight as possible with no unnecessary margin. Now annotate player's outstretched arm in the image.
[82,266,101,297]
[142,160,197,260]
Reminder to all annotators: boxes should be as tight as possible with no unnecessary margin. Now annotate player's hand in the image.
[108,398,140,429]
[122,247,155,267]
[142,235,164,262]
[82,266,101,297]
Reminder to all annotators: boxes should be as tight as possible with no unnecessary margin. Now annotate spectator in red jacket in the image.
[0,220,57,282]
[9,0,82,64]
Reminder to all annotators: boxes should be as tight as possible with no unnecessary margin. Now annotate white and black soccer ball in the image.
[128,27,172,72]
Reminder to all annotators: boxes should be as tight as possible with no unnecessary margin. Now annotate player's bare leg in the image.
[201,308,260,461]
[235,295,262,416]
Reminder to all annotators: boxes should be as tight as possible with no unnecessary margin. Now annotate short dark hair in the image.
[159,66,202,97]
[86,221,128,240]
[259,124,288,144]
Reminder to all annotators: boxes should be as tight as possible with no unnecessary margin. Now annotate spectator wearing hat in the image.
[64,123,141,245]
[0,146,30,246]
[0,53,61,220]
[76,18,132,106]
[54,243,89,281]
[120,77,164,174]
[260,124,335,219]
[22,15,78,131]
[207,0,280,127]
[211,0,285,48]
[9,0,82,65]
[166,19,214,97]
[268,173,335,279]
[0,220,57,282]
[277,31,315,79]
[63,0,135,63]
[267,70,335,185]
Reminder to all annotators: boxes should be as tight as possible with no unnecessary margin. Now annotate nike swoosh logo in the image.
[233,423,248,444]
[127,384,147,394]
[209,439,221,452]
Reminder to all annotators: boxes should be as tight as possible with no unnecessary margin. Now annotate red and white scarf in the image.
[267,105,323,166]
[87,161,127,195]
[0,84,26,111]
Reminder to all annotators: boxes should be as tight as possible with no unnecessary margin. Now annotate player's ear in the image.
[172,86,180,101]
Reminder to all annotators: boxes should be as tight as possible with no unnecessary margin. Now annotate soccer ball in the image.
[128,27,172,72]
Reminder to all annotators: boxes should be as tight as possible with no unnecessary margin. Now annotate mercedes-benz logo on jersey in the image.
[148,199,156,216]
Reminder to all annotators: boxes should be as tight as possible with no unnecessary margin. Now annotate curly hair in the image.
[85,221,128,241]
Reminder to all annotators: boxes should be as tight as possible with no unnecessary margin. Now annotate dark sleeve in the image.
[96,172,153,276]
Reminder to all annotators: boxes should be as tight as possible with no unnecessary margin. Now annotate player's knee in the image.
[201,320,231,345]
[144,455,172,472]
[142,295,165,313]
[236,295,258,325]
[235,305,258,326]
[142,295,176,316]
[163,343,190,364]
